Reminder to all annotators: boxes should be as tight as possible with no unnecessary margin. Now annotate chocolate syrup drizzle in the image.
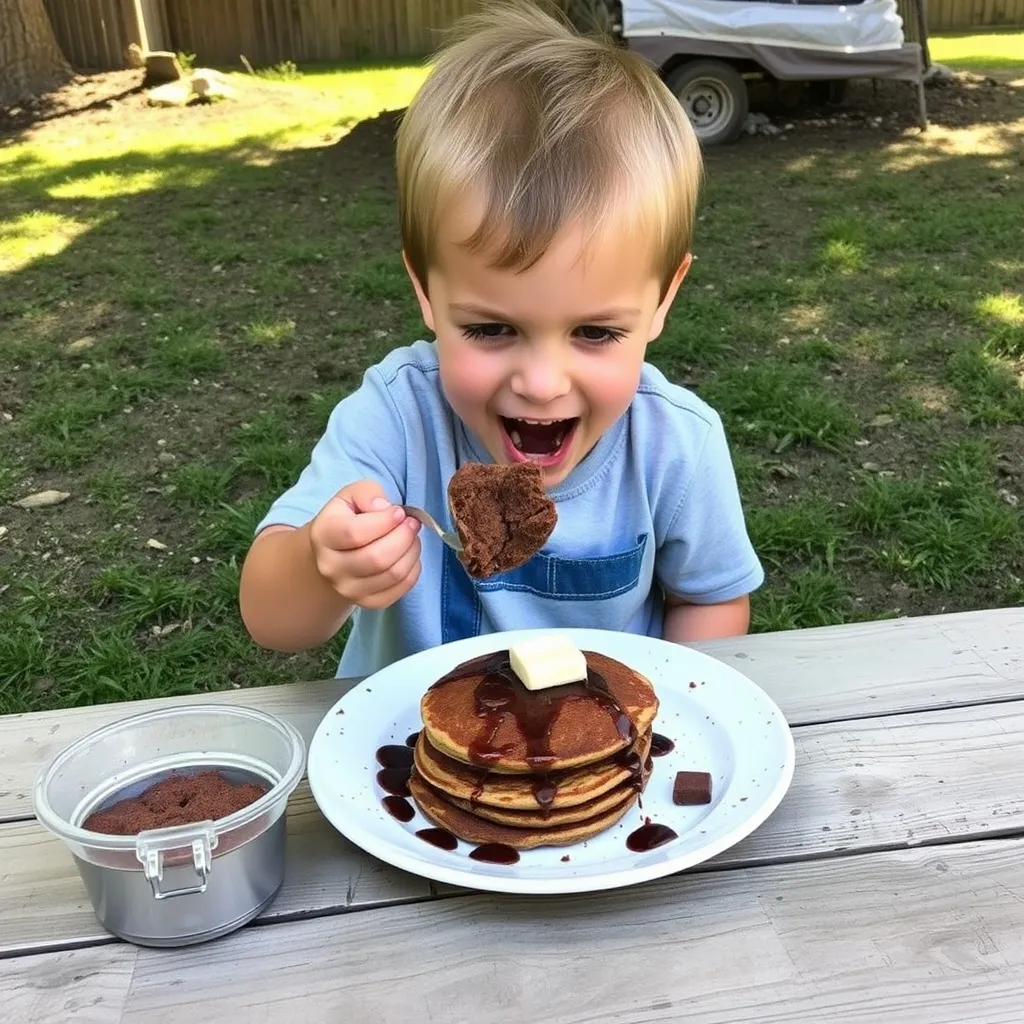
[381,795,415,822]
[429,650,640,812]
[376,745,414,770]
[376,768,412,797]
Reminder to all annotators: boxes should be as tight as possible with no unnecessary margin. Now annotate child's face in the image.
[408,203,690,488]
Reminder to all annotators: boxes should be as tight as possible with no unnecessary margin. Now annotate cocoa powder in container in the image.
[83,770,268,836]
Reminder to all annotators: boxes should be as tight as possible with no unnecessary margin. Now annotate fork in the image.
[401,505,464,552]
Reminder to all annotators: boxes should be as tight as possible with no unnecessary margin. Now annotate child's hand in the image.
[309,481,422,609]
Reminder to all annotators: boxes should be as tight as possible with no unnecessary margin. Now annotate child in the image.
[239,1,763,678]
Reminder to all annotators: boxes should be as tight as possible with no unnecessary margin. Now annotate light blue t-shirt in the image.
[256,340,763,677]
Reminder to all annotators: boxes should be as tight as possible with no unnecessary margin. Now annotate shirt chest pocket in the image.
[441,534,648,643]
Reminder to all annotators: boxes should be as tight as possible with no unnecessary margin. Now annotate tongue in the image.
[508,419,564,455]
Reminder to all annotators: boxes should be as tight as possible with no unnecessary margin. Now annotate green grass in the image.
[702,364,858,452]
[262,59,430,97]
[1,60,1023,713]
[850,440,1022,590]
[929,31,1024,72]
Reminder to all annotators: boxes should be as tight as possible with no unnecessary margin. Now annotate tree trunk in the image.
[0,0,73,108]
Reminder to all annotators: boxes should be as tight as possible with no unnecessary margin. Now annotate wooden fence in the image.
[43,0,171,70]
[44,0,129,71]
[43,0,1024,72]
[163,0,488,66]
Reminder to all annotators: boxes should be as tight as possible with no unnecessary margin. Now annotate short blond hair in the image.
[396,0,703,295]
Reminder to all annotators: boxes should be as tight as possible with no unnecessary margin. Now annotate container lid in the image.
[32,703,306,852]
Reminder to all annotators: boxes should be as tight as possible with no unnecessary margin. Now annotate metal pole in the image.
[915,0,931,69]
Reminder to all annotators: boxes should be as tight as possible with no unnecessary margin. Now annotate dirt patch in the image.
[1,69,347,146]
[1,70,144,139]
[746,71,1023,147]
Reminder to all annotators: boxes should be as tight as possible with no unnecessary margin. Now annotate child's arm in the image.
[240,523,352,652]
[240,480,421,653]
[663,593,750,644]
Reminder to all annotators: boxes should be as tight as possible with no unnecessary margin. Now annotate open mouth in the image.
[499,416,579,466]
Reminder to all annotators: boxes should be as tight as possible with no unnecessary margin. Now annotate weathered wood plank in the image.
[725,697,1024,860]
[696,606,1024,726]
[4,609,1024,822]
[6,839,1022,1023]
[7,699,1024,956]
[3,944,133,1023]
[0,781,431,957]
[114,838,1024,1024]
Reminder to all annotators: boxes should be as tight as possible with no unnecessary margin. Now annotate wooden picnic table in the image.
[3,607,1024,1022]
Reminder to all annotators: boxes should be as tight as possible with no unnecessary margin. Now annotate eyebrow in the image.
[450,303,642,322]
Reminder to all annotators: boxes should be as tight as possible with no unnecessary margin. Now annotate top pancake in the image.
[420,649,658,773]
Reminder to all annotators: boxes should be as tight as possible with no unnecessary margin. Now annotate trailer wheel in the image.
[665,60,749,147]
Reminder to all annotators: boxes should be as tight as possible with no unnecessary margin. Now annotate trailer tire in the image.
[665,60,749,147]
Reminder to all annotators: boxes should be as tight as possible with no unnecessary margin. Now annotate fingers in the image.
[344,479,391,515]
[323,501,407,551]
[314,483,404,552]
[345,517,421,580]
[308,478,424,609]
[328,528,421,605]
[350,547,423,609]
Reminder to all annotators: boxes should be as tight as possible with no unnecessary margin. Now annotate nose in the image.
[509,342,571,406]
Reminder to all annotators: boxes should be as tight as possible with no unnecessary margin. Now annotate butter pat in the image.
[509,635,587,691]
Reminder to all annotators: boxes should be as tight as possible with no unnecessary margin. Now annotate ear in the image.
[402,250,436,333]
[649,254,693,341]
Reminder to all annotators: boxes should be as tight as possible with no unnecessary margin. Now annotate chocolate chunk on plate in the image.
[673,770,712,805]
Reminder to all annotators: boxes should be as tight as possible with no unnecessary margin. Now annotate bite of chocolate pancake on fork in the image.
[447,462,556,578]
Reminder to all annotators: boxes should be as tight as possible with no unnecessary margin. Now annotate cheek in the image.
[583,358,644,421]
[438,341,504,419]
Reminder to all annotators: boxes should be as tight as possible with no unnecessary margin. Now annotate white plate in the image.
[307,628,795,895]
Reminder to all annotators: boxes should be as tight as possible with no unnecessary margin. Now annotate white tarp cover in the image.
[621,0,906,53]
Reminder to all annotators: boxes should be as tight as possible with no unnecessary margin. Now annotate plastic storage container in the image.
[33,703,305,947]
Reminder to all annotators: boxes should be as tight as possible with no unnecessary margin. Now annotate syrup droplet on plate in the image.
[650,733,675,756]
[626,822,678,852]
[376,768,412,797]
[376,745,414,770]
[416,828,458,851]
[381,796,415,822]
[468,843,520,865]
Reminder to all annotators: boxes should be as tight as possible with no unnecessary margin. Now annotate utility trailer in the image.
[614,0,930,145]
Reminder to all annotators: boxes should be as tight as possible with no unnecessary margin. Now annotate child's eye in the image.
[461,323,515,341]
[575,325,625,345]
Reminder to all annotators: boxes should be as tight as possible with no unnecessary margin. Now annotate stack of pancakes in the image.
[408,649,659,849]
